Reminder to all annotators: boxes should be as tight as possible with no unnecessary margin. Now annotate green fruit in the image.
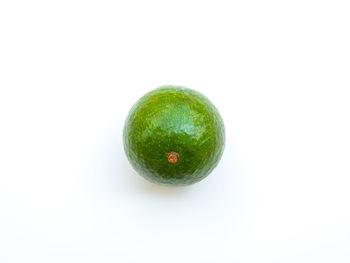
[123,86,225,186]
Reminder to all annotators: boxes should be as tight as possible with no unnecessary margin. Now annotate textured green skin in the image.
[123,86,225,186]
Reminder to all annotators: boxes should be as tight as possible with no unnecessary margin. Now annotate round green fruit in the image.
[123,86,225,186]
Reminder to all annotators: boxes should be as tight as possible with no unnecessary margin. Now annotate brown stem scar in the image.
[167,152,180,164]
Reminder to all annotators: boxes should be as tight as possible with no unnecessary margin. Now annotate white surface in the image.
[0,0,350,262]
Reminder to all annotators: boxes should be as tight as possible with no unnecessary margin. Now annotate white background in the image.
[0,0,349,262]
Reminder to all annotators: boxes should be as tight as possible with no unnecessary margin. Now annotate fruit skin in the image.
[123,86,225,186]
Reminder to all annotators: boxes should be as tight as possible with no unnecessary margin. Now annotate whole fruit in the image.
[123,86,225,186]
